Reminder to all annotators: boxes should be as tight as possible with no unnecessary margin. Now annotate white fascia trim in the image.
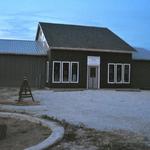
[70,62,79,83]
[52,61,61,83]
[62,61,70,83]
[50,47,132,54]
[39,24,50,49]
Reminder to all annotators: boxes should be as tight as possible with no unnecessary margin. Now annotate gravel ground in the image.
[1,88,150,138]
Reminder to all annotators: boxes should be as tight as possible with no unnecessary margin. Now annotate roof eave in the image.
[50,46,133,54]
[0,52,47,57]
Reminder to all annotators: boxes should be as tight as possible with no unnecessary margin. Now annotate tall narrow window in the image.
[116,64,122,83]
[62,62,70,82]
[124,64,130,83]
[53,61,61,82]
[71,62,79,83]
[46,61,49,83]
[108,64,115,83]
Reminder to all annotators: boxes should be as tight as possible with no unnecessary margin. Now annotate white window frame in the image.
[123,64,131,84]
[62,61,70,83]
[108,63,130,84]
[108,63,116,84]
[71,62,79,83]
[52,61,61,83]
[46,61,49,83]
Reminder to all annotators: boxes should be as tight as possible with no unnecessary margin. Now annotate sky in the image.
[0,0,149,49]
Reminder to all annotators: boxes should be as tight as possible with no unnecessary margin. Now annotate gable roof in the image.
[0,39,47,56]
[133,47,150,61]
[37,22,135,53]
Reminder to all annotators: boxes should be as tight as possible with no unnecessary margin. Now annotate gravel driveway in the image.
[0,88,150,139]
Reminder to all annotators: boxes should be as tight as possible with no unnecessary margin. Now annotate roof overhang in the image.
[50,46,133,54]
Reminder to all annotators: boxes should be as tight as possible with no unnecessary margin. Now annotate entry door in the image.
[88,66,98,89]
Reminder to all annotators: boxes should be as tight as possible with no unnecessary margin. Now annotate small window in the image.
[116,64,122,83]
[53,62,61,82]
[71,62,79,83]
[108,64,115,83]
[124,64,130,83]
[62,62,70,82]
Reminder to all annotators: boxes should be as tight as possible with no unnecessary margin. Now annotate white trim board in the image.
[50,47,133,54]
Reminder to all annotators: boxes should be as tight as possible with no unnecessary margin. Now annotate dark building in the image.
[0,22,149,89]
[132,48,150,89]
[36,22,135,89]
[0,40,47,87]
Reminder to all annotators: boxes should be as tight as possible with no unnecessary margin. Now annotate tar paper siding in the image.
[48,49,132,88]
[132,60,150,89]
[0,54,47,87]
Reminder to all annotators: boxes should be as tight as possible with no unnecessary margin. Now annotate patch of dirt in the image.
[0,117,51,150]
[0,99,40,106]
[0,88,39,105]
[0,88,19,100]
[46,119,150,150]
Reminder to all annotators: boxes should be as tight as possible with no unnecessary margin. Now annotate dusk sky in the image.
[0,0,150,49]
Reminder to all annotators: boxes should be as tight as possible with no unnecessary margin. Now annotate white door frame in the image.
[87,56,100,89]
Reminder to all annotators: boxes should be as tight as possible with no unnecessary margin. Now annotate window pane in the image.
[109,65,115,82]
[117,65,122,82]
[54,62,60,82]
[90,67,96,78]
[124,65,130,82]
[72,63,78,82]
[63,63,69,82]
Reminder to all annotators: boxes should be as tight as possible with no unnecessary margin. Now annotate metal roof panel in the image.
[0,39,47,56]
[133,47,150,61]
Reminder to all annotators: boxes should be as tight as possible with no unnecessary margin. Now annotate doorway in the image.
[87,56,100,89]
[88,66,99,89]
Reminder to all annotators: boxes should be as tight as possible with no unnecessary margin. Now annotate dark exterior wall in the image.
[49,49,132,88]
[0,54,47,87]
[132,60,150,89]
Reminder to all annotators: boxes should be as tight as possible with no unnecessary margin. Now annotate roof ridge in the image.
[39,22,108,30]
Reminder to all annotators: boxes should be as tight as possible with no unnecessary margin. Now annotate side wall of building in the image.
[0,54,47,87]
[132,60,150,89]
[48,49,132,88]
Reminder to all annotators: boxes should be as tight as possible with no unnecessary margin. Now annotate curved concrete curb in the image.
[0,112,64,150]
